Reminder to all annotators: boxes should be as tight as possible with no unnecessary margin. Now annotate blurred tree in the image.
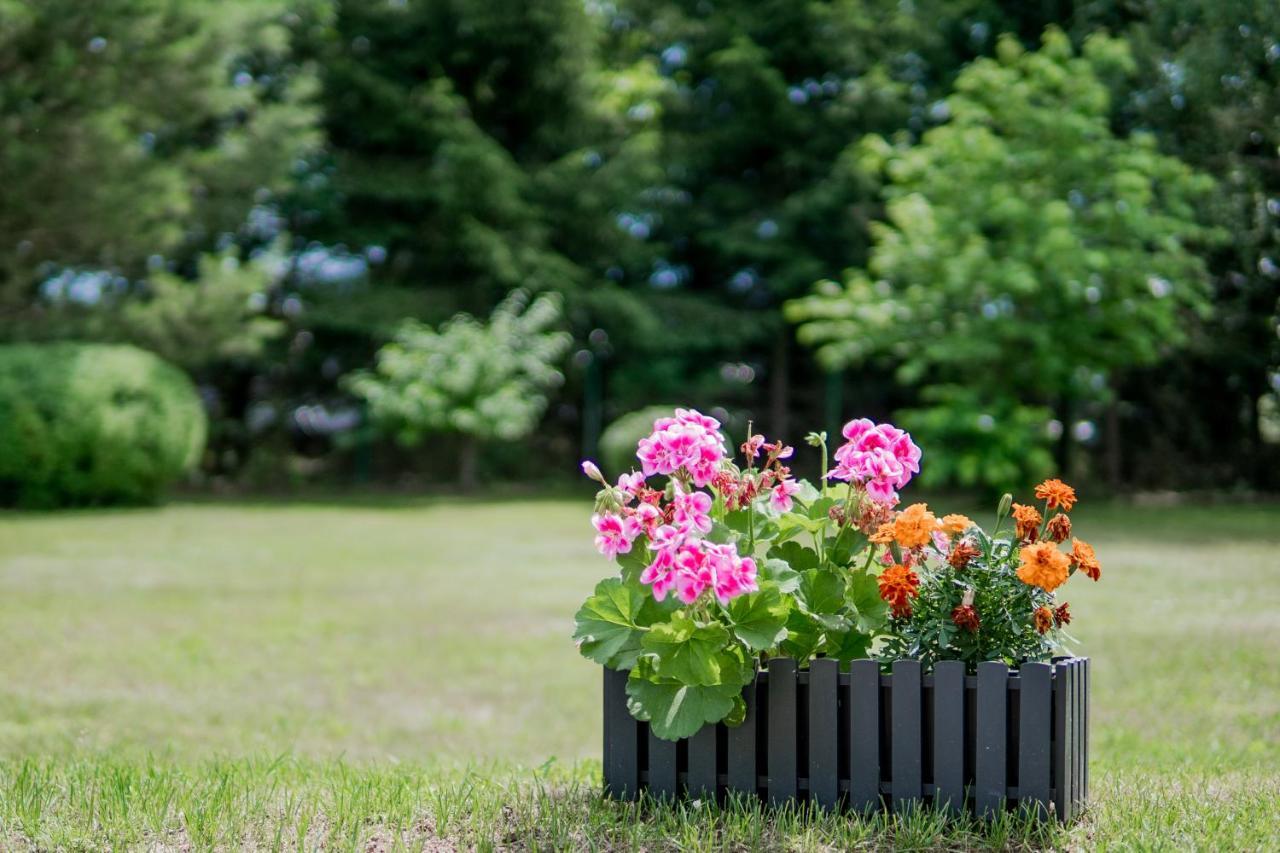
[0,0,318,314]
[1106,0,1280,489]
[788,30,1216,490]
[345,290,572,488]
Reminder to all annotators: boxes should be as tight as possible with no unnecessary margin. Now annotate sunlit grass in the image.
[0,498,1276,849]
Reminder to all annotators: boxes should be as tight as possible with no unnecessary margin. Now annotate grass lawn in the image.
[0,496,1276,849]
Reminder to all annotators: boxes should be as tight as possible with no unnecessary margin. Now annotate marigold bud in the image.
[1033,605,1054,634]
[1046,513,1072,543]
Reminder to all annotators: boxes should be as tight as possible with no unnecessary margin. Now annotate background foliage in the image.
[0,343,206,507]
[1,0,1277,502]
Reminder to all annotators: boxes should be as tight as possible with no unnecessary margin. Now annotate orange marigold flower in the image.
[1070,538,1102,581]
[951,603,981,632]
[889,503,939,549]
[869,522,895,544]
[878,563,920,619]
[1053,602,1071,627]
[948,541,980,569]
[1012,502,1043,542]
[940,514,974,536]
[1016,541,1071,592]
[1034,478,1077,512]
[1033,605,1054,634]
[1046,513,1072,543]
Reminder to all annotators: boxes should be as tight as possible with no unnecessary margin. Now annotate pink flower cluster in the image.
[637,408,728,487]
[827,418,921,504]
[640,524,758,605]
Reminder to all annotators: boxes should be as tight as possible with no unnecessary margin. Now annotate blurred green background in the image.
[2,0,1278,505]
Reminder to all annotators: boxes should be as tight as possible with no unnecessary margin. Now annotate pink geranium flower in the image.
[592,512,640,559]
[672,484,713,534]
[770,479,801,513]
[827,418,921,504]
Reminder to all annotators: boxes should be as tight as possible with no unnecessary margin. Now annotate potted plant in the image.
[573,409,1096,820]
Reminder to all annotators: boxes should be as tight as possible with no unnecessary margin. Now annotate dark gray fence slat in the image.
[974,662,1008,818]
[605,668,638,799]
[891,660,923,810]
[688,724,718,801]
[1074,660,1084,813]
[1083,658,1090,803]
[767,658,798,805]
[1017,662,1053,818]
[848,660,881,813]
[807,659,839,809]
[648,728,678,799]
[726,680,757,797]
[1052,660,1071,821]
[932,660,966,814]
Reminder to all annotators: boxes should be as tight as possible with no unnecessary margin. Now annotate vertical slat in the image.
[648,729,678,800]
[605,668,639,799]
[1052,661,1070,821]
[932,661,966,814]
[1083,658,1090,804]
[767,658,797,805]
[891,660,922,810]
[687,724,718,801]
[1017,662,1052,818]
[848,660,881,813]
[1074,660,1085,813]
[974,662,1008,818]
[726,679,757,797]
[807,659,839,809]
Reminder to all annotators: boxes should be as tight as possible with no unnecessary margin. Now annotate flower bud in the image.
[962,588,975,607]
[580,460,606,484]
[997,493,1013,519]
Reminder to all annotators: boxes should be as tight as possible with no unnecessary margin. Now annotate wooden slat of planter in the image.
[807,659,839,809]
[1083,658,1090,803]
[767,658,798,805]
[1074,660,1084,813]
[688,724,718,801]
[604,668,638,799]
[1017,662,1052,818]
[891,660,923,810]
[932,660,965,814]
[726,680,757,796]
[974,662,1008,818]
[648,728,678,800]
[848,660,881,813]
[1053,659,1073,822]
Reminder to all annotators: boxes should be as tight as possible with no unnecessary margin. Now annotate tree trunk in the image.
[458,435,479,492]
[770,335,791,440]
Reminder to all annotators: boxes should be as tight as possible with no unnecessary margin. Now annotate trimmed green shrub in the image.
[0,343,207,507]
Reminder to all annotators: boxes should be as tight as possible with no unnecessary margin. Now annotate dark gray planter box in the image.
[602,656,1088,821]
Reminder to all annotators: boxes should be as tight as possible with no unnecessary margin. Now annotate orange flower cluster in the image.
[1035,478,1077,512]
[1053,602,1071,627]
[878,563,920,618]
[939,514,974,536]
[1033,605,1054,634]
[1016,541,1071,592]
[951,603,980,632]
[870,502,938,549]
[1012,502,1043,542]
[1070,538,1101,581]
[1046,513,1072,543]
[948,541,980,569]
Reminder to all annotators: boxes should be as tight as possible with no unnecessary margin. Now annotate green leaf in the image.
[573,577,649,668]
[762,558,801,594]
[625,675,743,741]
[767,541,819,572]
[641,614,731,686]
[616,538,649,583]
[726,587,790,651]
[797,569,845,615]
[781,610,827,661]
[823,627,872,662]
[807,497,836,521]
[724,694,748,727]
[827,526,868,567]
[846,569,889,633]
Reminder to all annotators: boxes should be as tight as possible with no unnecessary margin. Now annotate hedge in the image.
[0,343,207,507]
